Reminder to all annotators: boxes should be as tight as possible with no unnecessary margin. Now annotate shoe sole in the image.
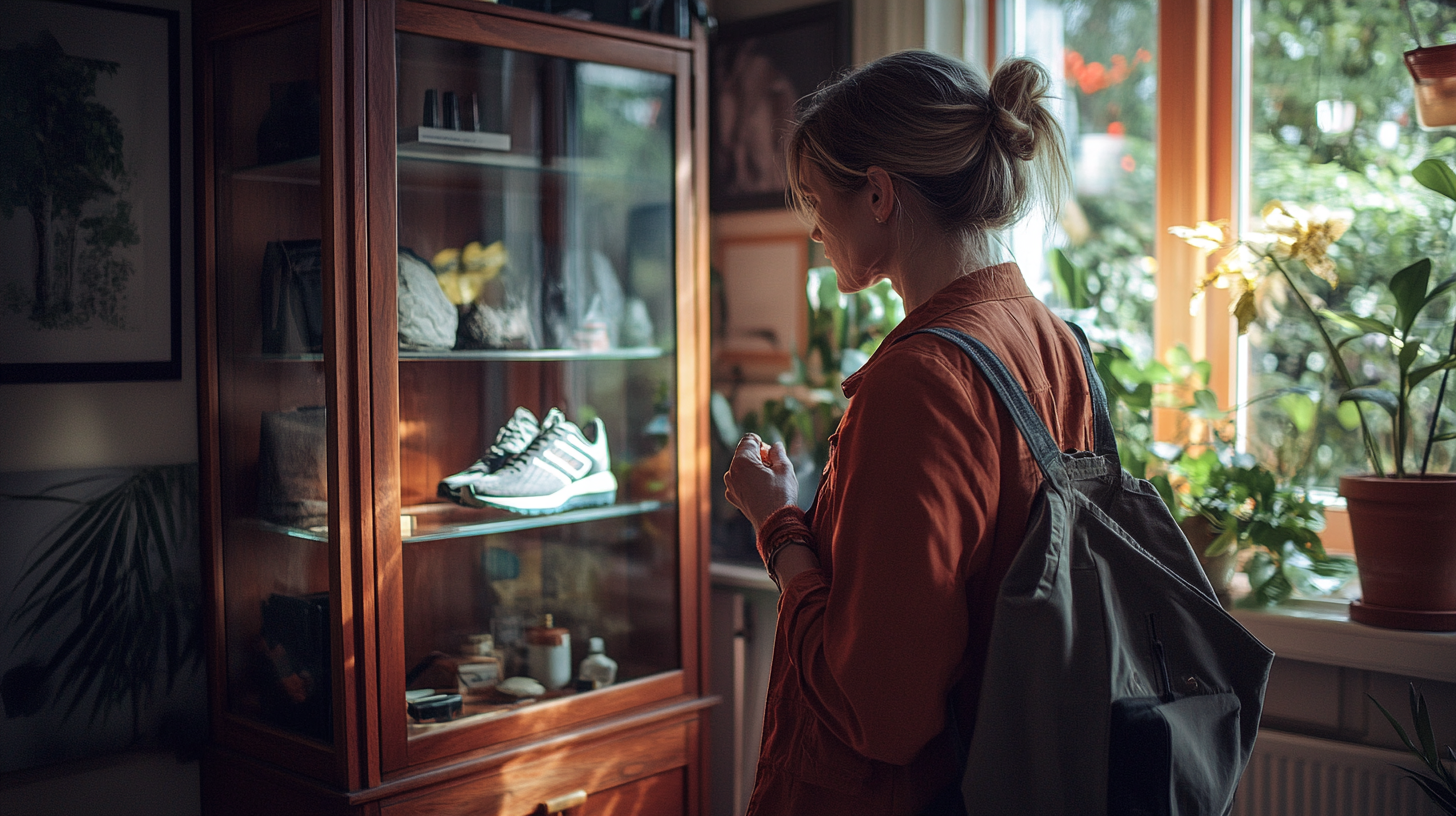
[468,471,619,515]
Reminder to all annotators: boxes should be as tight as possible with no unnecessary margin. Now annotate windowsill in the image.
[710,563,1456,683]
[1230,598,1456,683]
[710,560,778,592]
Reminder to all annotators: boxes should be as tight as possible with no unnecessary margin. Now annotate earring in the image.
[875,216,884,224]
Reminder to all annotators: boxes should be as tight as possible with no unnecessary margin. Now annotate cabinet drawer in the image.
[382,720,689,816]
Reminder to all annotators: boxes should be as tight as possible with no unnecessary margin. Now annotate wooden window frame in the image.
[987,0,1355,552]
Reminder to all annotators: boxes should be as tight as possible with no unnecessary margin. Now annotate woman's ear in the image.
[865,166,895,224]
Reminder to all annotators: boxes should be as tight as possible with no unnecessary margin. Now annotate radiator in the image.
[1234,729,1446,816]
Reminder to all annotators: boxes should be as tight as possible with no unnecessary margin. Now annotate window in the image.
[992,0,1456,493]
[1241,0,1456,488]
[999,0,1160,362]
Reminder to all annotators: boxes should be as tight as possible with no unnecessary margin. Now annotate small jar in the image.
[456,634,502,701]
[525,614,571,691]
[577,637,618,690]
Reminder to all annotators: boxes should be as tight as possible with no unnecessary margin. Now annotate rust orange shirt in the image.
[745,264,1098,816]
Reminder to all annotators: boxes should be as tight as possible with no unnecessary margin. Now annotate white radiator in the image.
[1234,729,1445,816]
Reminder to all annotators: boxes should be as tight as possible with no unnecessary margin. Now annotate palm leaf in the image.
[1371,687,1456,815]
[4,464,200,734]
[1403,769,1456,815]
[12,490,118,607]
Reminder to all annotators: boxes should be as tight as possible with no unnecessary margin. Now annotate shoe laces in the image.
[494,412,572,475]
[486,416,536,460]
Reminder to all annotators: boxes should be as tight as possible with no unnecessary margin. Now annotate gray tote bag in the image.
[916,326,1274,816]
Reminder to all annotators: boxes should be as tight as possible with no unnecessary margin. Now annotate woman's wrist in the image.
[756,505,817,588]
[767,542,819,588]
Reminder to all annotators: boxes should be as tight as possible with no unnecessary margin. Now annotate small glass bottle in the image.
[525,614,572,691]
[577,637,618,690]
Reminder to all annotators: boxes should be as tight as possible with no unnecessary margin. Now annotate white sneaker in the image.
[462,411,617,515]
[437,406,540,504]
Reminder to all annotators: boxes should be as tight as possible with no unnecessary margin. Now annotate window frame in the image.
[987,0,1356,553]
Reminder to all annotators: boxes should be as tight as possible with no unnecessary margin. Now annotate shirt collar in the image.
[842,262,1032,398]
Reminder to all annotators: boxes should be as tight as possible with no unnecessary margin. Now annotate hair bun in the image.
[989,58,1053,162]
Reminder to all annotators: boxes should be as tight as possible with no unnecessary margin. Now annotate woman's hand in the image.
[724,433,800,531]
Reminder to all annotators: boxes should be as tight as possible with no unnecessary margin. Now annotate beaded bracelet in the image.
[757,505,815,587]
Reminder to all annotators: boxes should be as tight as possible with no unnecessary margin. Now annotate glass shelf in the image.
[397,139,540,169]
[256,347,667,363]
[252,499,668,543]
[229,147,636,184]
[400,347,666,362]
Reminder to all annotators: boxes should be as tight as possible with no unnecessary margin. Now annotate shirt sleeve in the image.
[776,345,1002,766]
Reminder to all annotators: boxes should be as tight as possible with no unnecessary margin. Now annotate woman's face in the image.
[799,162,887,294]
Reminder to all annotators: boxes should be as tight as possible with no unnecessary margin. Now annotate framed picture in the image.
[0,0,181,384]
[710,2,850,212]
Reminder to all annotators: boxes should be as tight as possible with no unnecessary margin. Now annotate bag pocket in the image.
[1107,691,1242,816]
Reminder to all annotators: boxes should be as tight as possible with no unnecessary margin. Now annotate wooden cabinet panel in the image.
[381,720,689,816]
[581,768,684,816]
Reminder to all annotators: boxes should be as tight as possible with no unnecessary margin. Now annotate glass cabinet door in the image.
[211,19,336,745]
[391,31,680,741]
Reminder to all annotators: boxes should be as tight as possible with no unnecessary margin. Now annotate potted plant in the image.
[1168,448,1352,607]
[1087,333,1353,607]
[1172,161,1456,630]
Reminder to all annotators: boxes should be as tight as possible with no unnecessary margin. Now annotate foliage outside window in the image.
[1244,0,1456,488]
[1012,0,1159,361]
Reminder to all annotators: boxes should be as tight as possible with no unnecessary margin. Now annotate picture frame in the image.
[0,0,182,384]
[710,1,850,212]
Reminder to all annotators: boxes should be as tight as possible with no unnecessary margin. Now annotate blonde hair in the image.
[787,51,1071,249]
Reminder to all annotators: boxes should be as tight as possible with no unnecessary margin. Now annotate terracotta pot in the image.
[1180,516,1235,607]
[1405,43,1456,129]
[1339,474,1456,631]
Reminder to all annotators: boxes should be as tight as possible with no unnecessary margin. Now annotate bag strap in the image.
[911,324,1118,480]
[1065,322,1119,460]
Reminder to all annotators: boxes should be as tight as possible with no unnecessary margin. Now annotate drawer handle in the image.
[534,789,588,815]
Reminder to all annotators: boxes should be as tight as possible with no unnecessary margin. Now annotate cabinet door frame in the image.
[367,0,708,774]
[195,0,375,791]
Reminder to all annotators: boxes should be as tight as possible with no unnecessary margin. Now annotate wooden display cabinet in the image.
[194,2,712,812]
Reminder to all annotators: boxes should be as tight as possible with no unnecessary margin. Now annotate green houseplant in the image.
[709,265,903,560]
[1172,160,1456,630]
[712,265,903,475]
[2,464,200,737]
[1371,684,1456,815]
[1084,326,1353,607]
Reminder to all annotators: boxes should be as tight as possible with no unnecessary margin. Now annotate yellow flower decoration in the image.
[1257,201,1350,287]
[1176,226,1267,335]
[1168,220,1230,252]
[1172,202,1349,335]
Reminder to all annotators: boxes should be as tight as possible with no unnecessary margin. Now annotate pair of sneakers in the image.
[437,407,617,516]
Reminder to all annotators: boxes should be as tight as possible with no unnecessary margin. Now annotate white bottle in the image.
[578,637,618,690]
[526,614,572,691]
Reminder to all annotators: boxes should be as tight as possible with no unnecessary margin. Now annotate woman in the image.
[724,51,1100,815]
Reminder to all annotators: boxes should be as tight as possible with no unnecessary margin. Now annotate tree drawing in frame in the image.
[0,30,138,331]
[0,0,180,385]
